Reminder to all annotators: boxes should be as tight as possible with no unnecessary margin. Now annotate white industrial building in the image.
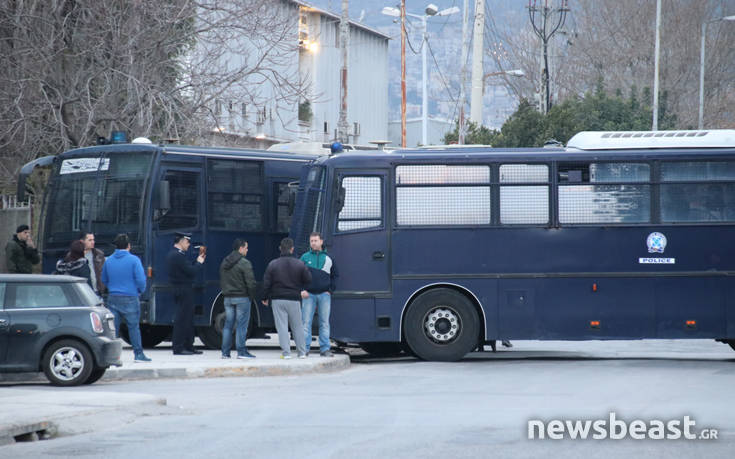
[209,1,389,148]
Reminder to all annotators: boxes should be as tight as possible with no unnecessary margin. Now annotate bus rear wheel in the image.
[404,288,480,362]
[197,302,255,350]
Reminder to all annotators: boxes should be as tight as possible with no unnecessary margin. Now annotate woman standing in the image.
[54,240,93,288]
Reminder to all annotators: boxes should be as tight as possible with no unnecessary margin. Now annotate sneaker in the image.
[319,350,334,358]
[501,340,513,348]
[237,352,256,359]
[280,354,292,360]
[298,354,307,359]
[134,354,152,362]
[221,355,231,359]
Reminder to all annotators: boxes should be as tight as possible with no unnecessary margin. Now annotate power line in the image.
[426,38,457,104]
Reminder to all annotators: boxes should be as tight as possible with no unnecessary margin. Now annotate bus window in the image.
[558,162,651,224]
[499,164,549,224]
[159,170,200,230]
[275,182,291,233]
[661,161,735,223]
[336,176,382,232]
[395,165,490,226]
[207,160,262,231]
[46,153,153,244]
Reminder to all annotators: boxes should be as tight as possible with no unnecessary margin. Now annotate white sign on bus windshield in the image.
[60,158,110,175]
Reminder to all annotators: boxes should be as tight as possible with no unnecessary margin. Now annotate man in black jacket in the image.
[262,238,311,359]
[5,224,40,273]
[219,238,257,359]
[166,231,206,355]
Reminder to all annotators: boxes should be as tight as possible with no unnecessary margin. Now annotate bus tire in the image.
[119,324,170,349]
[359,342,404,357]
[197,302,255,350]
[404,288,480,362]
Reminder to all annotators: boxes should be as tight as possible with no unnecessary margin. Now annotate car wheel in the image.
[84,367,107,385]
[404,288,480,362]
[42,339,94,386]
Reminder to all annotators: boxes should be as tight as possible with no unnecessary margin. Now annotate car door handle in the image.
[372,251,385,260]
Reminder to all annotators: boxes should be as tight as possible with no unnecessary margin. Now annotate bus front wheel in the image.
[359,342,405,357]
[119,324,170,348]
[404,288,480,362]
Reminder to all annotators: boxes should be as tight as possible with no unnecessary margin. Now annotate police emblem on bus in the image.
[646,232,667,254]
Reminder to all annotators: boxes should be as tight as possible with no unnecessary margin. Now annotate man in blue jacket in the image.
[101,233,150,362]
[300,232,338,357]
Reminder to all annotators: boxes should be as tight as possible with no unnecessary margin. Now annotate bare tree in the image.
[0,0,310,192]
[484,0,735,128]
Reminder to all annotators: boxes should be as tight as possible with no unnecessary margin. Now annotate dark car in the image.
[0,274,122,386]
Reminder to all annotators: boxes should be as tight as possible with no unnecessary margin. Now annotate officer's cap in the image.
[174,231,192,242]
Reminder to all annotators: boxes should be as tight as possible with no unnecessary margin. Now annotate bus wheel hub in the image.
[424,307,460,343]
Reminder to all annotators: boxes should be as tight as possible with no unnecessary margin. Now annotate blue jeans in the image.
[301,292,331,353]
[222,297,251,356]
[107,295,144,357]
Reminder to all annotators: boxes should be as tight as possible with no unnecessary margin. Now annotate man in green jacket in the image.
[5,224,40,273]
[219,238,257,359]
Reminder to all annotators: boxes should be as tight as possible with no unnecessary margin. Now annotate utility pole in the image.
[469,0,485,125]
[527,0,569,114]
[652,0,661,131]
[458,0,470,144]
[400,0,406,147]
[338,0,350,143]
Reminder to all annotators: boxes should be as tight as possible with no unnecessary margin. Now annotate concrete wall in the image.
[0,207,32,273]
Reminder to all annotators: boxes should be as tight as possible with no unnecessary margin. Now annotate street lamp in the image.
[699,15,735,129]
[473,69,525,127]
[383,4,459,146]
[483,69,525,83]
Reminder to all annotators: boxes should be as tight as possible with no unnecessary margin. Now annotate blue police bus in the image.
[18,139,318,348]
[289,130,735,361]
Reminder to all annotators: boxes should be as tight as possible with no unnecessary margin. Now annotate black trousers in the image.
[172,289,196,353]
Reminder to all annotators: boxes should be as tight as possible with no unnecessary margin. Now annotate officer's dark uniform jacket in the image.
[166,248,201,286]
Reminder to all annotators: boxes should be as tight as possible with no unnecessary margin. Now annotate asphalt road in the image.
[2,340,734,458]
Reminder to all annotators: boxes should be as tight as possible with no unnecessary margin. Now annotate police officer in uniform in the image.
[167,232,206,355]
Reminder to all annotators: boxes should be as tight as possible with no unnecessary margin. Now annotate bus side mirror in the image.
[335,186,346,213]
[153,180,171,220]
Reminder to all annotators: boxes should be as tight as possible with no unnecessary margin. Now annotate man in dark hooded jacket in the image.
[5,224,40,273]
[219,238,257,358]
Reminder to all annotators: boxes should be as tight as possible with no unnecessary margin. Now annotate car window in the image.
[76,282,104,307]
[7,284,75,308]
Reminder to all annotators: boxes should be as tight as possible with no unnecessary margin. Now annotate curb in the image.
[0,355,351,384]
[101,354,350,381]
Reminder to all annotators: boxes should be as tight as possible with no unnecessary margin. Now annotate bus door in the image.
[328,170,391,293]
[326,170,390,341]
[152,166,205,325]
